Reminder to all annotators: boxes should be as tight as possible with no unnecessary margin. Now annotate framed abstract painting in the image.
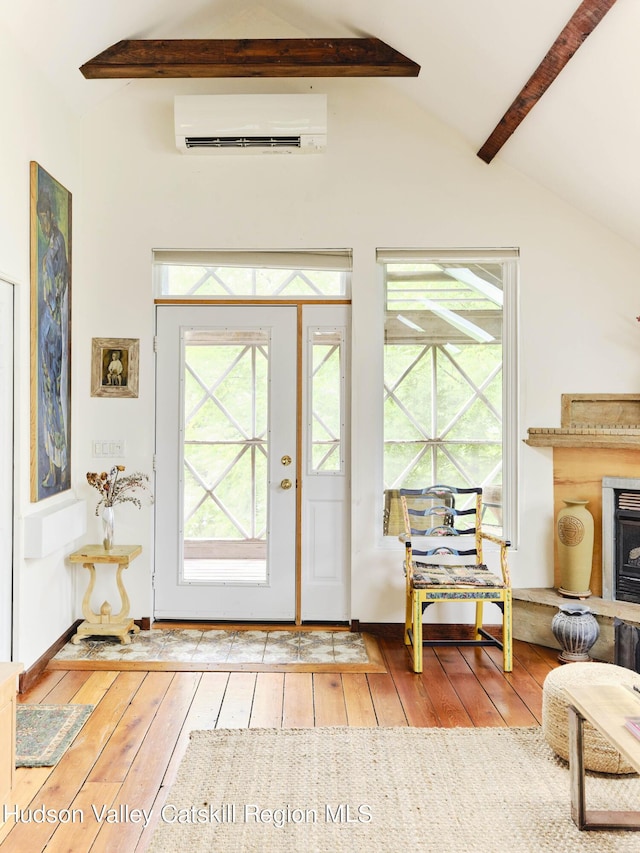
[30,162,72,501]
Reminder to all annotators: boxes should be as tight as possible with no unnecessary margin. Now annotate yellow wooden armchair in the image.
[399,485,512,673]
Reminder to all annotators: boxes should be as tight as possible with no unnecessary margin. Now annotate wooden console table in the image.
[69,545,142,644]
[566,683,640,830]
[0,663,23,808]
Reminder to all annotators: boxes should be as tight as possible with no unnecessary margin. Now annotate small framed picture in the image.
[91,337,139,398]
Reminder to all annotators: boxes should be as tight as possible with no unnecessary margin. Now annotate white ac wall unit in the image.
[174,94,327,154]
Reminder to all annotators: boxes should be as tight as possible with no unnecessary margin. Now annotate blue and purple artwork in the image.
[31,162,71,501]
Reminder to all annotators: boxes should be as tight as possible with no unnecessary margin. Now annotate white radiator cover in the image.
[23,499,87,559]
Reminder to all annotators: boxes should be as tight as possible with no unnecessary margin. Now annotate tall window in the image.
[379,249,518,540]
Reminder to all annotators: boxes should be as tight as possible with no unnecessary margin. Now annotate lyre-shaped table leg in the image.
[80,562,101,623]
[111,563,131,622]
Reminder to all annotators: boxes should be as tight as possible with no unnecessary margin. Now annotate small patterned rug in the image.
[49,629,385,673]
[16,704,93,767]
[148,727,640,853]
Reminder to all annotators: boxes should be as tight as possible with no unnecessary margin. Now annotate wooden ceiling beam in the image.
[80,37,420,79]
[477,0,618,164]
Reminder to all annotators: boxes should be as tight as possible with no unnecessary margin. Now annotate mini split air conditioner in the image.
[174,94,327,154]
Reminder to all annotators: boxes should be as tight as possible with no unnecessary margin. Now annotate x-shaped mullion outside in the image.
[434,447,503,509]
[391,438,498,493]
[385,344,501,443]
[437,347,502,440]
[391,442,432,487]
[313,443,340,471]
[184,445,253,539]
[185,345,256,440]
[437,443,478,489]
[431,340,504,486]
[311,344,340,444]
[273,270,323,295]
[187,268,235,297]
[184,441,269,539]
[386,343,502,488]
[384,345,434,440]
[184,344,268,540]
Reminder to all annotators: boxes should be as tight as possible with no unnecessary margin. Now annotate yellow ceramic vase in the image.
[556,498,594,598]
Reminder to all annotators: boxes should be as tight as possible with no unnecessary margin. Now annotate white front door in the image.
[154,305,297,620]
[154,303,351,622]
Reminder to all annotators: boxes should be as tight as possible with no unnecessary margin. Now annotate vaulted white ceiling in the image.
[3,0,638,247]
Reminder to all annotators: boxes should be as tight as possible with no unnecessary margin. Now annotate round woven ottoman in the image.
[542,662,638,774]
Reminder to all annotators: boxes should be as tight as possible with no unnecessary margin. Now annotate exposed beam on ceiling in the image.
[477,0,618,164]
[80,38,420,79]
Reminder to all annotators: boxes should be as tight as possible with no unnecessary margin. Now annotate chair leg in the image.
[412,594,423,673]
[474,601,484,639]
[404,586,413,646]
[502,591,513,672]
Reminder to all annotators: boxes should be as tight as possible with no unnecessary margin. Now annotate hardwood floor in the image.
[0,630,560,852]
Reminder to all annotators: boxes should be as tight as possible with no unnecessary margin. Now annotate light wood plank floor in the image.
[0,630,560,852]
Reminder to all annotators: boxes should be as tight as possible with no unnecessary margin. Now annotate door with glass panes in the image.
[154,303,350,621]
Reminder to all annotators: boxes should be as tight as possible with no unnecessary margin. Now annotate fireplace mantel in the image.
[526,393,640,449]
[526,427,640,449]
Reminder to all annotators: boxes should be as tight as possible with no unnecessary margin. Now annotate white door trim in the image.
[0,278,15,659]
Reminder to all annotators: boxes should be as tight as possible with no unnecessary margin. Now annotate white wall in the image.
[0,34,83,667]
[73,75,640,629]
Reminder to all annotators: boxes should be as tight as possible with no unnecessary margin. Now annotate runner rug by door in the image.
[148,726,640,853]
[16,704,93,767]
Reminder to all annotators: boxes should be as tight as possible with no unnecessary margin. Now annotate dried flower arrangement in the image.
[86,465,152,515]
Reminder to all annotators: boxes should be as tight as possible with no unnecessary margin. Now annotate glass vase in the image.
[102,506,115,551]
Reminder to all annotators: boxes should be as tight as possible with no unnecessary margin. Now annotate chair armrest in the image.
[479,531,511,585]
[480,530,510,548]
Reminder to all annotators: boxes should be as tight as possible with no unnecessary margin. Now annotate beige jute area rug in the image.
[148,726,640,853]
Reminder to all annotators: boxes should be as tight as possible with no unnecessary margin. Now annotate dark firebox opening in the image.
[615,490,640,604]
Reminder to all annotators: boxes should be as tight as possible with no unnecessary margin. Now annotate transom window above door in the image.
[378,248,519,543]
[153,249,351,299]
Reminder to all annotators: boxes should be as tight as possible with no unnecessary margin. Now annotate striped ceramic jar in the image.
[551,603,600,663]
